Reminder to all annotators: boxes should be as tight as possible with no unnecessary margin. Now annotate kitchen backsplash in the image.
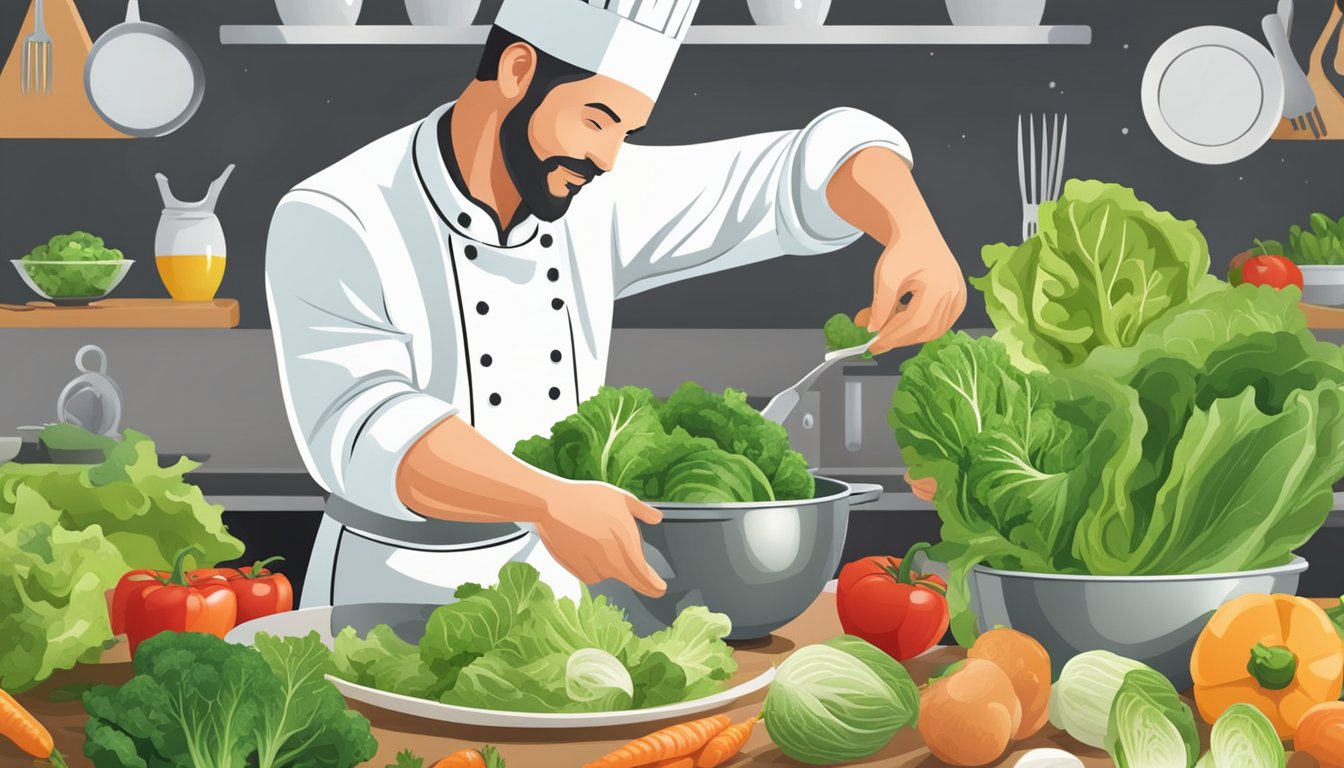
[3,0,1344,328]
[0,328,897,470]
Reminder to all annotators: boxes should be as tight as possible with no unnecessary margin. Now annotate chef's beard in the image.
[499,86,604,223]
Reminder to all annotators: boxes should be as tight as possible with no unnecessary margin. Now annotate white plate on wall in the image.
[226,606,776,729]
[1142,26,1285,165]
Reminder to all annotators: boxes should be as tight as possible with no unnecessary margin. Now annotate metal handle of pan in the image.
[126,0,140,23]
[846,482,884,506]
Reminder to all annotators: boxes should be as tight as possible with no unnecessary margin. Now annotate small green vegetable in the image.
[1200,703,1286,768]
[19,230,127,298]
[762,635,919,765]
[1049,651,1153,749]
[823,313,877,356]
[1104,669,1199,768]
[82,631,378,768]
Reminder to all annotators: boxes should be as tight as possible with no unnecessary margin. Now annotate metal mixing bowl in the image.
[969,557,1308,690]
[591,476,882,640]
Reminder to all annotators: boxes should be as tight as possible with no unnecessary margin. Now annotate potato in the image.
[919,658,1021,766]
[969,628,1052,739]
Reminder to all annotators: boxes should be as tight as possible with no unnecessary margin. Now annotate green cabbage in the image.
[514,383,813,502]
[565,648,633,708]
[763,635,919,765]
[20,230,127,298]
[1202,703,1286,768]
[1104,669,1199,768]
[976,179,1218,373]
[1050,651,1153,749]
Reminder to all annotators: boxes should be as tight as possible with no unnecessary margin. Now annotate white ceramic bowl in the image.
[745,0,831,26]
[969,557,1307,689]
[1301,265,1344,306]
[275,0,363,26]
[404,0,480,26]
[945,0,1047,25]
[0,437,20,465]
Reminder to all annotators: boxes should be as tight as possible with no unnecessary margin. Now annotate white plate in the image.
[1142,26,1285,165]
[226,606,776,729]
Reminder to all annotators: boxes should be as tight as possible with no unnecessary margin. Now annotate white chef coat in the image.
[265,101,912,608]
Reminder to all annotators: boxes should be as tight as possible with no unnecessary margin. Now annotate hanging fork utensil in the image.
[20,0,53,96]
[1017,113,1068,243]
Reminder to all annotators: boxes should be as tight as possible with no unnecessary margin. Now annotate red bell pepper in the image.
[224,556,294,625]
[836,542,950,661]
[111,547,237,656]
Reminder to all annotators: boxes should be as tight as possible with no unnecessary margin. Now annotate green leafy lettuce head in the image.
[975,179,1217,372]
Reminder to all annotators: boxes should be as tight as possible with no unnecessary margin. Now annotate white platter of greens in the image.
[891,179,1344,644]
[229,562,772,728]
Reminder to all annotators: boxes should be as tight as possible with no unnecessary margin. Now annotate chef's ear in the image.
[497,42,538,101]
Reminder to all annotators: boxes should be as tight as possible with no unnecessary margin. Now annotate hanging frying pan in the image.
[84,0,204,138]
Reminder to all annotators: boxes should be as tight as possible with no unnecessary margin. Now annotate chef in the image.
[265,0,966,608]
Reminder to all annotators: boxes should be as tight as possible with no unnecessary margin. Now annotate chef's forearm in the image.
[825,146,940,249]
[395,416,557,524]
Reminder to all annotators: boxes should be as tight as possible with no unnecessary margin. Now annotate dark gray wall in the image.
[3,0,1343,329]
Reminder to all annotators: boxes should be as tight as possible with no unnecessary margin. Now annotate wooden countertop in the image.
[8,596,1332,767]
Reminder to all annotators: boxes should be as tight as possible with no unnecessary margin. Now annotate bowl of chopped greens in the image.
[13,231,133,305]
[514,382,884,640]
[893,180,1344,687]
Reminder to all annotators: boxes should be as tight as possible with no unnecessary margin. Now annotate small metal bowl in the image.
[11,259,134,306]
[969,557,1308,689]
[591,476,882,640]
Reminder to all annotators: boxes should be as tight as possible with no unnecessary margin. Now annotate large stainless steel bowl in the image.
[969,557,1308,690]
[591,476,882,640]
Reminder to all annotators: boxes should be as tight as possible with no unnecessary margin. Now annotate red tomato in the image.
[1235,254,1303,291]
[112,547,238,656]
[227,556,295,625]
[836,543,949,661]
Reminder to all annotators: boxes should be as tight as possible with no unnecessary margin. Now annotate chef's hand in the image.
[534,480,668,598]
[860,226,967,355]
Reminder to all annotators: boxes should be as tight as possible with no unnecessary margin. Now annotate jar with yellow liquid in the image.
[154,165,234,301]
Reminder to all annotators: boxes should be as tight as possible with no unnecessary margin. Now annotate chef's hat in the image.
[493,0,701,103]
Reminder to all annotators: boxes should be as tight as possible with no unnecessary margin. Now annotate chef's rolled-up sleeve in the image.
[604,107,913,298]
[265,191,458,518]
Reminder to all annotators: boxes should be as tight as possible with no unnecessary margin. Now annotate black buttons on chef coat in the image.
[489,393,502,406]
[550,349,562,363]
[481,354,493,367]
[464,245,477,260]
[540,234,553,248]
[476,301,489,315]
[458,213,471,228]
[552,298,565,310]
[547,267,560,282]
[549,387,561,400]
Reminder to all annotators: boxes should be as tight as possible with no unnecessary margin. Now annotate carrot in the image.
[584,715,732,768]
[0,689,67,767]
[649,759,695,768]
[695,716,758,768]
[432,751,485,768]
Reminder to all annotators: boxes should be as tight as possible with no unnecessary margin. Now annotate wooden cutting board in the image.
[0,298,239,328]
[0,0,131,139]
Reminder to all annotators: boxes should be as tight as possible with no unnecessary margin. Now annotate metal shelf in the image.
[219,24,1092,46]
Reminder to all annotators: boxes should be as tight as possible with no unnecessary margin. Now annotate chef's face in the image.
[500,67,653,221]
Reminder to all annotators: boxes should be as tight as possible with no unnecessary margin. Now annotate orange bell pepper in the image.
[1296,701,1344,768]
[1191,593,1344,738]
